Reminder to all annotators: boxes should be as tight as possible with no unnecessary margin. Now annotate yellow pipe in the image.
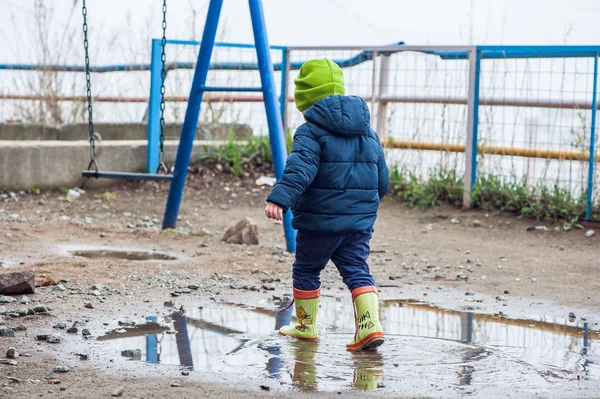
[384,139,596,162]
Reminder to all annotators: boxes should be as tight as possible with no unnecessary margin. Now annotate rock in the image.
[59,215,71,222]
[53,323,67,330]
[121,349,142,359]
[187,284,200,290]
[67,326,78,334]
[66,189,81,202]
[0,327,15,337]
[222,218,259,245]
[0,271,35,295]
[526,226,548,231]
[262,284,275,291]
[53,366,70,373]
[0,359,17,365]
[111,387,125,397]
[255,176,276,187]
[76,353,88,360]
[585,230,596,238]
[260,385,270,391]
[82,329,91,336]
[472,220,482,227]
[218,204,229,210]
[53,284,66,292]
[123,212,132,217]
[181,370,190,376]
[33,306,50,313]
[171,382,182,387]
[90,284,106,291]
[530,277,537,282]
[84,303,93,309]
[118,321,135,327]
[0,296,16,303]
[37,276,60,287]
[13,325,26,331]
[465,291,475,296]
[450,218,460,224]
[20,296,30,304]
[7,347,18,359]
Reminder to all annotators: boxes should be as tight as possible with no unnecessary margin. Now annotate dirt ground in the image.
[0,175,599,398]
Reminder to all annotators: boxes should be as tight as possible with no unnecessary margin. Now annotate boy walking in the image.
[265,58,389,351]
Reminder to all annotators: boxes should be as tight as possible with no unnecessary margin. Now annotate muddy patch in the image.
[70,249,177,261]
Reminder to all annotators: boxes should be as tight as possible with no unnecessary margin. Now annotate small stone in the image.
[222,218,259,245]
[33,305,50,313]
[472,220,482,227]
[84,303,93,309]
[515,278,521,282]
[100,232,107,238]
[504,290,510,294]
[82,329,91,336]
[0,359,17,365]
[59,215,71,222]
[187,284,200,290]
[118,321,136,327]
[121,349,142,359]
[123,212,132,217]
[0,271,35,295]
[251,268,259,274]
[47,335,61,343]
[111,387,125,397]
[530,277,537,282]
[90,284,105,291]
[0,327,15,337]
[13,325,26,331]
[262,284,275,291]
[0,296,16,304]
[20,296,30,304]
[53,366,70,373]
[171,382,182,387]
[450,218,460,224]
[67,326,78,334]
[170,292,180,297]
[457,275,468,280]
[219,204,229,210]
[76,353,88,360]
[585,230,596,238]
[465,291,475,296]
[37,276,60,287]
[181,288,192,294]
[53,323,67,330]
[181,370,190,376]
[6,347,18,358]
[260,385,270,391]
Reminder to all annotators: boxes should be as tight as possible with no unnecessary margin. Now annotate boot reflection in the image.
[289,341,318,392]
[352,350,384,391]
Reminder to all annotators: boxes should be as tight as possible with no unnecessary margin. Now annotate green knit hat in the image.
[294,58,345,112]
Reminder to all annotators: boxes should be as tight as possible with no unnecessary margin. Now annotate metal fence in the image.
[1,43,598,219]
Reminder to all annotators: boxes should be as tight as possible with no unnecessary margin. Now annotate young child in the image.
[265,58,389,351]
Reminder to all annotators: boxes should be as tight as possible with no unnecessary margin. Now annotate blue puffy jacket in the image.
[267,95,389,234]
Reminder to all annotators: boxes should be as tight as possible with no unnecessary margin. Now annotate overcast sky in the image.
[1,0,599,65]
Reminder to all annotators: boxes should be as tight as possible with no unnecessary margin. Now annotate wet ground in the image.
[1,181,600,398]
[91,295,599,397]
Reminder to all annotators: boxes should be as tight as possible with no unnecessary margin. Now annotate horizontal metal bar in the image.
[379,95,600,110]
[199,86,263,92]
[82,171,173,181]
[165,40,286,50]
[385,139,597,161]
[284,45,472,52]
[0,93,296,103]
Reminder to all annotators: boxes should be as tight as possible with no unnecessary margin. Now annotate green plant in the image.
[28,187,41,195]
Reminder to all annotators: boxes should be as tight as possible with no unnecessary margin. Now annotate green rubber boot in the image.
[347,286,385,351]
[279,287,320,341]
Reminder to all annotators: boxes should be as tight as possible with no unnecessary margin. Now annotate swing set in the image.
[79,0,296,252]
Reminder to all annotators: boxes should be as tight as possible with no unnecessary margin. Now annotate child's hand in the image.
[265,202,283,221]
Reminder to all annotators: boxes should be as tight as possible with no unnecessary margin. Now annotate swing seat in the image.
[82,170,173,181]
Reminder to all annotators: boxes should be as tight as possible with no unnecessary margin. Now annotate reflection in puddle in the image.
[70,250,177,261]
[99,297,599,395]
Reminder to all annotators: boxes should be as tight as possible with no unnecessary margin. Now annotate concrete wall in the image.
[0,140,228,191]
[0,123,251,141]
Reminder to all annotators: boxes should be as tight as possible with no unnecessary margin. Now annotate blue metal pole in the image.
[145,316,158,364]
[147,39,162,173]
[162,0,224,229]
[248,0,296,252]
[585,53,599,220]
[470,50,482,191]
[279,48,289,127]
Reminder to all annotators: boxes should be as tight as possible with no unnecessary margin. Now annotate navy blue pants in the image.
[292,228,376,292]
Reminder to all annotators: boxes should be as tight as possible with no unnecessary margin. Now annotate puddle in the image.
[99,297,599,396]
[70,250,177,261]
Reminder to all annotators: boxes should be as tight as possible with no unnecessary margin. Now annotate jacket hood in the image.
[304,95,370,137]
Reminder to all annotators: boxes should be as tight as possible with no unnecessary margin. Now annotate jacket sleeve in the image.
[266,125,321,210]
[377,143,389,200]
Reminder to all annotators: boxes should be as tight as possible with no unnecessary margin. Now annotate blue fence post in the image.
[162,0,224,229]
[248,0,296,252]
[279,48,291,131]
[147,39,163,173]
[585,52,599,220]
[463,46,481,208]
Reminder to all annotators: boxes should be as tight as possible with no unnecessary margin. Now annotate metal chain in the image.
[82,0,97,171]
[158,0,168,173]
